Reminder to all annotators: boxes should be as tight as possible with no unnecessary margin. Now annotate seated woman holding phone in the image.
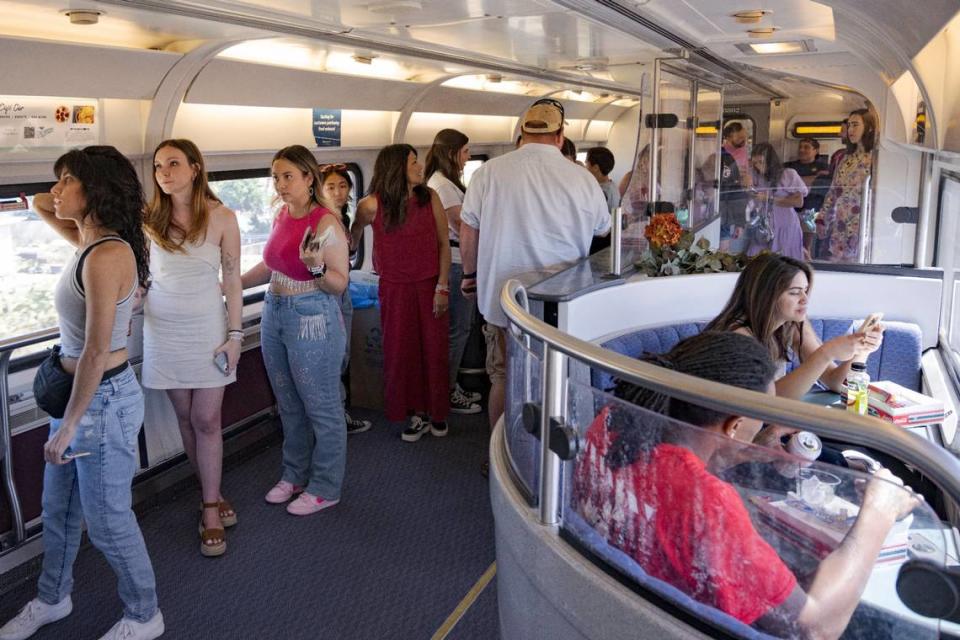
[573,332,920,639]
[705,254,883,400]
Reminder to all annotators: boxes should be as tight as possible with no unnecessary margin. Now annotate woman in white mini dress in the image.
[142,139,243,557]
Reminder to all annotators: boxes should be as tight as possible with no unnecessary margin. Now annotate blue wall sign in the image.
[312,108,342,147]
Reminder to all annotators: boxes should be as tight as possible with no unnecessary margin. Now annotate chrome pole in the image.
[610,206,623,276]
[538,346,566,525]
[0,350,26,544]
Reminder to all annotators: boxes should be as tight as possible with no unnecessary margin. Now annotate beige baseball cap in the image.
[521,102,564,134]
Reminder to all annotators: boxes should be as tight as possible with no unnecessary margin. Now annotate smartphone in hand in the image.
[857,312,883,333]
[214,351,229,375]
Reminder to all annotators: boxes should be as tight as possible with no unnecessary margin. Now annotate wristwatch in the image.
[309,263,327,279]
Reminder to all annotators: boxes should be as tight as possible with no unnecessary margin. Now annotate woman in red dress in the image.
[352,144,451,441]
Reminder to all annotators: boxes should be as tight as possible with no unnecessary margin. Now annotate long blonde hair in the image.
[145,139,221,252]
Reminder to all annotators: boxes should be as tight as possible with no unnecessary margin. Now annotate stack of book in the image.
[866,381,946,427]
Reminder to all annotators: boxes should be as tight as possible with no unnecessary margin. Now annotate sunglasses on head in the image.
[532,97,564,120]
[319,163,348,173]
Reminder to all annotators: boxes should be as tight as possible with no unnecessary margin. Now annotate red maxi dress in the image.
[373,195,449,422]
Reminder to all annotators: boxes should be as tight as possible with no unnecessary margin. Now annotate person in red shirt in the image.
[573,331,920,638]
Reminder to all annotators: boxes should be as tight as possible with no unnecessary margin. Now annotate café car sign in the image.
[0,96,100,150]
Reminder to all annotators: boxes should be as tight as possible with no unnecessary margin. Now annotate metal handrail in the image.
[0,326,58,546]
[500,279,960,508]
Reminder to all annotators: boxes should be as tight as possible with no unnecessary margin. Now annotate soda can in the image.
[787,431,822,462]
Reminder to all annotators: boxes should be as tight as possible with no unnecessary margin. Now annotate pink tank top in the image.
[263,204,336,281]
[372,195,439,284]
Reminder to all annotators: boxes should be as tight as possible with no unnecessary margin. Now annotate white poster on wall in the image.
[0,96,100,150]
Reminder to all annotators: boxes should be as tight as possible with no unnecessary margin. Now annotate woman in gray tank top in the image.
[0,147,164,640]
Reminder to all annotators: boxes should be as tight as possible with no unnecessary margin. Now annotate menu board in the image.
[0,96,101,150]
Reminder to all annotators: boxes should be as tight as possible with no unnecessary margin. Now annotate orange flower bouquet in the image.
[635,213,748,277]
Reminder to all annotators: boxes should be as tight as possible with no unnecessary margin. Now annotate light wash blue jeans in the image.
[38,366,158,623]
[447,262,476,389]
[261,291,346,500]
[338,287,354,407]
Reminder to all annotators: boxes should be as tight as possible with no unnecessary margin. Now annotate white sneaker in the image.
[98,610,164,640]
[0,596,73,640]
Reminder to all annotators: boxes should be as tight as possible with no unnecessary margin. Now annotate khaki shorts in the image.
[482,323,507,383]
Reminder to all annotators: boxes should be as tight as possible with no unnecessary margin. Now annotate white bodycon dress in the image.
[142,240,237,389]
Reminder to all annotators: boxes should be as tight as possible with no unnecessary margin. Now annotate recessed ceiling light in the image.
[366,1,423,12]
[732,10,772,24]
[747,27,779,38]
[60,8,103,25]
[735,40,814,55]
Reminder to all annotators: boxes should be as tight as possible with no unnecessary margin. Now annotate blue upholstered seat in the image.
[591,319,922,392]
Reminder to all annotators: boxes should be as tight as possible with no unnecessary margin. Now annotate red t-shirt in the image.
[573,407,797,625]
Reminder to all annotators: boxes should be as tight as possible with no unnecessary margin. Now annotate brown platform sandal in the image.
[197,498,237,528]
[218,499,237,528]
[199,502,226,557]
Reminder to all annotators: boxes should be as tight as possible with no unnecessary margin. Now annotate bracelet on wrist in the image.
[462,272,477,280]
[228,335,243,342]
[309,263,327,279]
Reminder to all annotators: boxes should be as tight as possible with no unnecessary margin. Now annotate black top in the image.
[784,158,833,213]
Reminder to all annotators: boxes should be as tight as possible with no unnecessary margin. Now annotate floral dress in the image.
[821,150,872,262]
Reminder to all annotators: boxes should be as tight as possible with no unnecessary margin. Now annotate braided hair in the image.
[605,331,776,469]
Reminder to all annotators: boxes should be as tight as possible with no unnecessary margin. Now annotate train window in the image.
[0,184,68,342]
[209,162,364,277]
[463,155,488,187]
[937,172,960,354]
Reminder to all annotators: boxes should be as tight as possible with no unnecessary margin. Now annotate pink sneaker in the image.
[286,492,339,516]
[264,481,303,504]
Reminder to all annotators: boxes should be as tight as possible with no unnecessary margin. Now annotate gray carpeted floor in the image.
[0,408,500,639]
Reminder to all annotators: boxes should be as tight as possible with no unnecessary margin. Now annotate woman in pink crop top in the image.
[240,145,351,517]
[352,144,452,442]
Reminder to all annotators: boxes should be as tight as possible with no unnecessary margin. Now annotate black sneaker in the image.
[430,421,448,437]
[345,412,372,435]
[450,388,481,415]
[401,416,431,442]
[456,383,481,404]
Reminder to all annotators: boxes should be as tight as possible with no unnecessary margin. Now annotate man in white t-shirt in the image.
[460,98,611,429]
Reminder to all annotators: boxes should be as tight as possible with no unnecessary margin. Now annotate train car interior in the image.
[3,1,960,638]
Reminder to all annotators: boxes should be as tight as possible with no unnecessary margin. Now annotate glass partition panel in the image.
[691,85,722,231]
[504,329,542,504]
[563,379,946,638]
[656,71,694,228]
[621,90,654,266]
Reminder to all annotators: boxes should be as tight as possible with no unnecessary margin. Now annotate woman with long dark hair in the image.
[240,145,349,516]
[424,129,481,415]
[0,147,163,639]
[317,163,372,435]
[745,143,806,259]
[705,253,881,399]
[352,144,451,442]
[818,108,877,262]
[573,331,919,638]
[142,139,242,557]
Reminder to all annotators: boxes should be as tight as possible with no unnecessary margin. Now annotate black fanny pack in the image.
[33,345,129,419]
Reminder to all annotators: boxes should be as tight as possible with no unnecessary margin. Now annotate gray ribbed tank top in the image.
[54,236,137,358]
